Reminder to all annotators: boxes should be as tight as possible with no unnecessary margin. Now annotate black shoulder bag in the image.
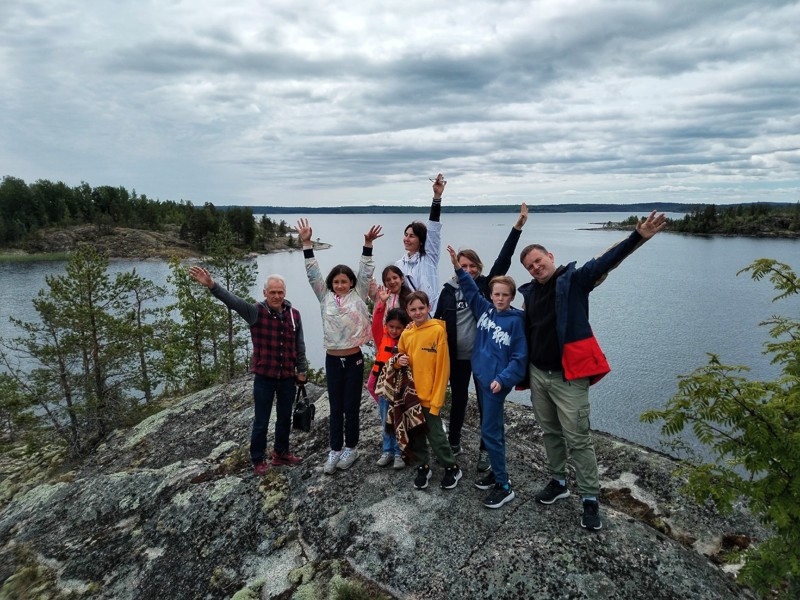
[292,384,315,432]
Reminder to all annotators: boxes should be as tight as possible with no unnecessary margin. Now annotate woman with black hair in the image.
[395,173,446,313]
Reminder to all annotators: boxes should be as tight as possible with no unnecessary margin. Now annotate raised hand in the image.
[364,224,384,247]
[446,244,460,270]
[377,285,391,304]
[635,210,668,239]
[432,173,446,199]
[188,265,214,289]
[296,218,312,245]
[515,202,528,230]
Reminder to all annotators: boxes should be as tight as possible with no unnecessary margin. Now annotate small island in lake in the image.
[599,203,800,239]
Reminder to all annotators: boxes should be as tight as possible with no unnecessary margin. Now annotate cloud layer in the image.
[2,0,799,207]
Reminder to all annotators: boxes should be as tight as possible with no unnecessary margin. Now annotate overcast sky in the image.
[2,1,799,208]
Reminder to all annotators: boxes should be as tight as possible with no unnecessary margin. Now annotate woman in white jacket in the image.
[395,173,446,314]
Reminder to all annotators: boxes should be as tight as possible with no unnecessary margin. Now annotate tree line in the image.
[607,202,800,236]
[0,224,258,457]
[0,175,292,251]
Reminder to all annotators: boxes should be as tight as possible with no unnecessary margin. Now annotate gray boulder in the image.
[0,377,763,599]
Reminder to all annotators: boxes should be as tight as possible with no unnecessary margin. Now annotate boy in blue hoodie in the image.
[446,245,528,508]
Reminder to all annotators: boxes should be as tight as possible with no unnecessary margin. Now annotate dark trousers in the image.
[409,407,457,469]
[251,375,295,464]
[448,358,486,451]
[326,351,364,451]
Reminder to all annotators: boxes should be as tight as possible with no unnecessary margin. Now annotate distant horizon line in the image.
[229,201,795,215]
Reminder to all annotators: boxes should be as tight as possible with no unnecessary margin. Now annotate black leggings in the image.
[447,358,485,450]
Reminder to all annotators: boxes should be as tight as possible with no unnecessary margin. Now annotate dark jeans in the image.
[448,358,486,451]
[251,374,295,464]
[326,351,364,451]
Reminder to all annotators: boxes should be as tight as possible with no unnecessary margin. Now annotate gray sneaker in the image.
[476,450,491,473]
[376,452,393,467]
[393,455,406,470]
[324,450,342,475]
[337,447,359,470]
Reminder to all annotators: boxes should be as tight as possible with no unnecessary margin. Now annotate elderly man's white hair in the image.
[264,274,286,289]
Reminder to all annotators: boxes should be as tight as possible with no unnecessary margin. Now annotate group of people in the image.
[188,174,666,530]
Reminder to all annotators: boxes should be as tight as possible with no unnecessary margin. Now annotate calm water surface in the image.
[2,212,798,454]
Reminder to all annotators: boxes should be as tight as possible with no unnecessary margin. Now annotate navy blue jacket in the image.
[521,230,647,384]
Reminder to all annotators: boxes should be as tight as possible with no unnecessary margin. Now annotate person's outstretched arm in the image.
[487,203,528,280]
[356,225,382,301]
[188,265,258,325]
[297,218,327,301]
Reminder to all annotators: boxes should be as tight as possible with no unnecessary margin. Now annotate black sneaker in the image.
[414,465,432,489]
[581,500,603,530]
[535,479,570,504]
[450,444,462,456]
[483,483,515,509]
[474,471,496,490]
[440,465,462,489]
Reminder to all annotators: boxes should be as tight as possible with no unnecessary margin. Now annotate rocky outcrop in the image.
[0,378,764,599]
[20,225,197,259]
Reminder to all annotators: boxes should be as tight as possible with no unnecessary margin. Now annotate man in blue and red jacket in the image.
[519,210,666,530]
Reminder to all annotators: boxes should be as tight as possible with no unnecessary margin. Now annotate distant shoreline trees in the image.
[606,203,800,237]
[0,175,291,252]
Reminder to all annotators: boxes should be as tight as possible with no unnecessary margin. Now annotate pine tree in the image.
[206,221,257,380]
[162,257,225,393]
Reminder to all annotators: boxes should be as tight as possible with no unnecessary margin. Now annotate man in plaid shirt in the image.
[189,266,308,475]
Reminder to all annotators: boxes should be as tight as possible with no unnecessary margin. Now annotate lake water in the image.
[2,212,798,455]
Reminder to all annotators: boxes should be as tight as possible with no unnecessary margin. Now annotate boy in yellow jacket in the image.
[397,291,462,490]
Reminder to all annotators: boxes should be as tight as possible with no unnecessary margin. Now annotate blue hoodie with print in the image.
[456,268,528,390]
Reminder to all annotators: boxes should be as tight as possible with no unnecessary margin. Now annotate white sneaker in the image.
[337,447,359,470]
[324,450,342,475]
[376,452,392,467]
[393,455,405,470]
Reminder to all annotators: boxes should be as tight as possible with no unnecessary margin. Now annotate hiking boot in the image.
[376,452,393,467]
[323,450,342,475]
[474,470,496,490]
[535,479,570,504]
[271,451,303,466]
[337,447,359,470]
[414,464,432,489]
[581,500,603,530]
[253,462,270,476]
[476,450,491,473]
[483,483,515,509]
[450,444,462,456]
[393,455,406,470]
[441,465,462,489]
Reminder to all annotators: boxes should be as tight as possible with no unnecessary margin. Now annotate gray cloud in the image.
[1,0,799,207]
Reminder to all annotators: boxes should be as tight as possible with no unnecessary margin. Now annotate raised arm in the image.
[487,203,528,281]
[355,224,381,300]
[188,265,258,325]
[297,218,327,301]
[447,245,491,318]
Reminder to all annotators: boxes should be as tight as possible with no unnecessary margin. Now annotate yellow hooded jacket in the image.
[398,318,450,416]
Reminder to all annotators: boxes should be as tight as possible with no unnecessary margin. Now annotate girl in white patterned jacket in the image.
[296,218,382,475]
